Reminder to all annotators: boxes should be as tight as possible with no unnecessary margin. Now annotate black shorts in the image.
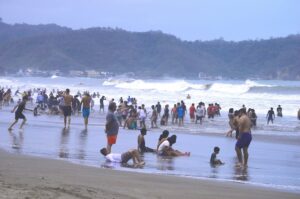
[15,112,25,120]
[63,106,72,117]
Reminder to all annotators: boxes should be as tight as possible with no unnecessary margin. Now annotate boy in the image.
[8,96,32,130]
[210,146,224,165]
[100,148,145,167]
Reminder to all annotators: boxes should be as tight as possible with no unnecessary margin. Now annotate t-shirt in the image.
[105,153,122,162]
[105,111,119,136]
[138,109,146,118]
[210,152,216,164]
[177,107,184,118]
[16,101,26,113]
[190,106,196,114]
[158,140,170,152]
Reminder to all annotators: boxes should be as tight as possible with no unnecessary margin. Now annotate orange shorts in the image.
[107,135,117,145]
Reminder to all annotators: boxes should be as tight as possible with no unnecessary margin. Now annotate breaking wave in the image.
[103,79,300,94]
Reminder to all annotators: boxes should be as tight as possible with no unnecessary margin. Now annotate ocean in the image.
[0,76,300,192]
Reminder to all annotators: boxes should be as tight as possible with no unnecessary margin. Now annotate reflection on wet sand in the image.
[209,164,220,179]
[77,129,88,160]
[156,156,175,171]
[59,128,70,158]
[9,129,24,153]
[233,161,249,181]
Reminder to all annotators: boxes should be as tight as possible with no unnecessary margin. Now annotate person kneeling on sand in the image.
[100,148,145,167]
[157,135,190,157]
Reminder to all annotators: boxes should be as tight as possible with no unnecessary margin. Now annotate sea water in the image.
[0,76,300,192]
[1,76,300,136]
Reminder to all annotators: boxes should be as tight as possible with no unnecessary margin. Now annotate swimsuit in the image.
[236,132,252,148]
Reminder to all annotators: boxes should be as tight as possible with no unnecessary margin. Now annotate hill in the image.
[0,20,299,80]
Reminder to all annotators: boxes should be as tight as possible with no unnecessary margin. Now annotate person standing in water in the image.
[62,89,73,128]
[105,102,119,153]
[8,96,32,130]
[235,108,252,167]
[276,105,283,117]
[80,92,92,130]
[266,107,275,124]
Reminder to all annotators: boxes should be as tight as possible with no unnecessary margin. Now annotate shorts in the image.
[196,116,204,121]
[107,135,117,145]
[236,132,252,149]
[82,107,90,118]
[63,106,72,117]
[121,151,132,163]
[15,112,25,120]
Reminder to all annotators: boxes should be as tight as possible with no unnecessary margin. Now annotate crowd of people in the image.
[1,86,299,168]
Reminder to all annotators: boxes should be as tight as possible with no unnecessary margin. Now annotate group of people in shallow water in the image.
[1,86,299,168]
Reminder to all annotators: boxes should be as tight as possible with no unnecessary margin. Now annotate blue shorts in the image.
[82,107,90,118]
[236,132,252,149]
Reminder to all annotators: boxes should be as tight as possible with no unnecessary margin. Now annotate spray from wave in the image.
[103,79,209,92]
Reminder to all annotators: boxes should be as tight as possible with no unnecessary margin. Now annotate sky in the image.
[0,0,299,41]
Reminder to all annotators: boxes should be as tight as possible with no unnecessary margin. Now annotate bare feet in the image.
[138,161,145,166]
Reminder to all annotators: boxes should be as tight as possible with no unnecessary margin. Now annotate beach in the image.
[0,76,300,198]
[0,149,299,199]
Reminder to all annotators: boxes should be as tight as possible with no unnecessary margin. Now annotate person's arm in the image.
[11,105,18,113]
[24,107,33,111]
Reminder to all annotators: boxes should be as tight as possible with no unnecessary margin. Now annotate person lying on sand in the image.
[100,148,145,167]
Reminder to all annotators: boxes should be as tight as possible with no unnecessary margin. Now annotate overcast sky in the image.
[0,0,299,41]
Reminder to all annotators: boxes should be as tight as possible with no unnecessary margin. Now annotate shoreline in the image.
[0,149,299,199]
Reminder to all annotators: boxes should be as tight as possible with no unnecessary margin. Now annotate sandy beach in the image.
[0,149,299,199]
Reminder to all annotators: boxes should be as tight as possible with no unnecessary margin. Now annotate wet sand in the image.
[0,149,299,199]
[1,104,300,198]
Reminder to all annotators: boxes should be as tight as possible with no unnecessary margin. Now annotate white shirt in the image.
[138,109,146,119]
[158,140,170,152]
[197,106,205,117]
[105,153,122,162]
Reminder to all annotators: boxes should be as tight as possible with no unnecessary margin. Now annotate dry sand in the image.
[0,149,298,199]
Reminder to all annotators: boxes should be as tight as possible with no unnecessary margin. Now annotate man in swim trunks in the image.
[100,148,145,167]
[235,108,252,167]
[80,92,92,129]
[105,102,119,153]
[63,89,73,128]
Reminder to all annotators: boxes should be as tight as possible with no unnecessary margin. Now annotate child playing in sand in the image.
[210,147,224,165]
[100,148,145,167]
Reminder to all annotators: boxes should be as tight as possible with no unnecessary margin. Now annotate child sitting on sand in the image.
[210,146,224,166]
[100,148,145,167]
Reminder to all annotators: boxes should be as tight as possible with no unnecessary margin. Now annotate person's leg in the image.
[106,143,112,154]
[243,147,249,166]
[19,118,27,129]
[235,147,243,165]
[64,116,67,128]
[84,117,88,129]
[131,150,145,165]
[8,119,18,130]
[68,116,71,127]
